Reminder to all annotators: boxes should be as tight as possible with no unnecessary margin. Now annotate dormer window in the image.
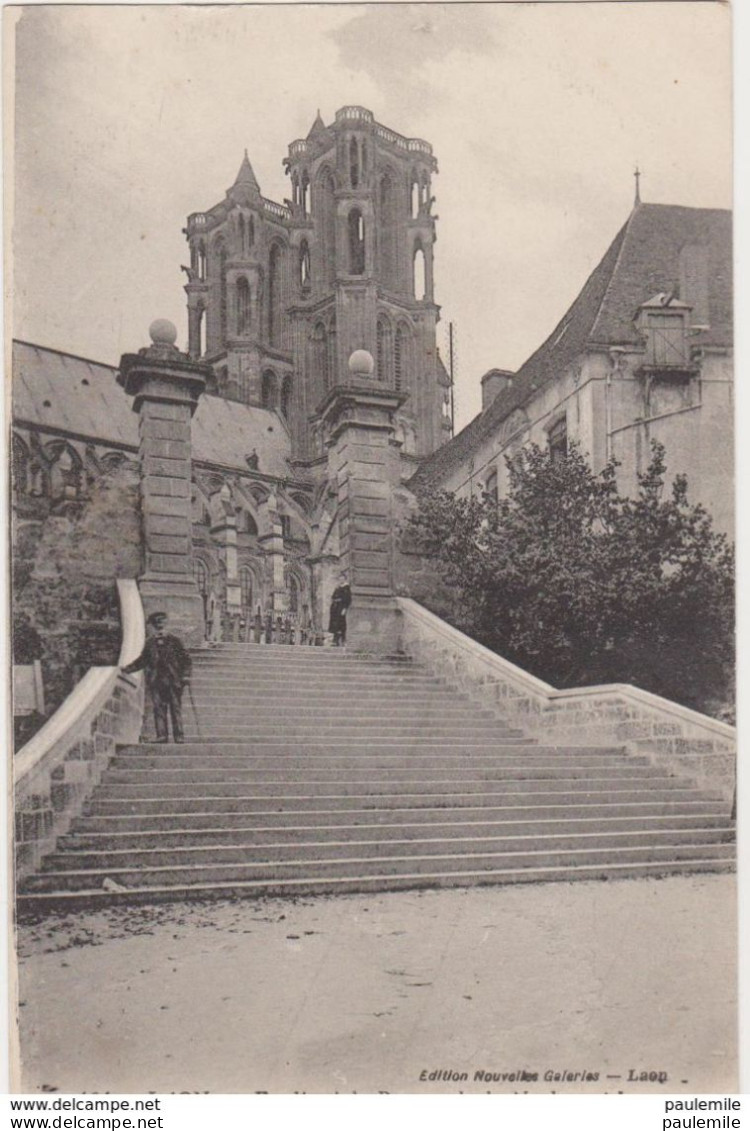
[637,293,692,370]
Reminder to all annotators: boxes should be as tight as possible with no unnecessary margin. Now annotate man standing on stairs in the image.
[328,572,352,647]
[121,611,192,744]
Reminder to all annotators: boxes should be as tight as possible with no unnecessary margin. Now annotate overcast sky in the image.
[11,2,732,428]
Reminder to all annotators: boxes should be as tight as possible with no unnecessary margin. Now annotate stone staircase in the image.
[17,644,735,913]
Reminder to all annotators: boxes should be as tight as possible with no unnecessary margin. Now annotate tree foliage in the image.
[407,442,734,716]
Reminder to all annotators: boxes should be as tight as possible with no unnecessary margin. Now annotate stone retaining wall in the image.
[14,580,146,885]
[397,597,735,809]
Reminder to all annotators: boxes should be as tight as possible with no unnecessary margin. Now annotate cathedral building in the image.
[11,107,452,693]
[10,109,734,728]
[182,105,451,465]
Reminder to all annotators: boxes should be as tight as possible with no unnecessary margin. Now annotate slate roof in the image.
[411,203,732,490]
[11,340,294,480]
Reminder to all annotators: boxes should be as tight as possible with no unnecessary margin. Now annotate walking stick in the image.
[186,681,203,740]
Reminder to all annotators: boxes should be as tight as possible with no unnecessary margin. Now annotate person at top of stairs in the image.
[328,573,352,647]
[122,611,192,744]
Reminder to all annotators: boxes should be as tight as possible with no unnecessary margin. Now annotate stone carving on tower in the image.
[183,107,450,469]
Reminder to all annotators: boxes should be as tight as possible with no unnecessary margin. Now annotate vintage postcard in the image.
[6,1,737,1096]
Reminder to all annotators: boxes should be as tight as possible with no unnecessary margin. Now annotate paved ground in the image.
[13,874,736,1094]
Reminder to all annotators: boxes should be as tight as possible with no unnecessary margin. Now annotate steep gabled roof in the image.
[411,203,732,490]
[589,204,732,347]
[12,340,294,480]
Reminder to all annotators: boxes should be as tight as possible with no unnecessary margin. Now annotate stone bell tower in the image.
[183,107,451,466]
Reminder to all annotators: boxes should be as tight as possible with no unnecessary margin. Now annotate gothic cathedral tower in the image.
[183,107,450,466]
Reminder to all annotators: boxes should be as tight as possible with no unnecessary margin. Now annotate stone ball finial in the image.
[149,319,178,347]
[348,349,375,378]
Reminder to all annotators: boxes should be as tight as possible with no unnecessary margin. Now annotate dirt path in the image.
[14,874,736,1094]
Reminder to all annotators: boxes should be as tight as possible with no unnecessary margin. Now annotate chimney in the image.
[481,368,515,411]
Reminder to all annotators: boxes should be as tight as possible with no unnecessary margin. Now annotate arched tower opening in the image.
[348,209,365,275]
[349,137,360,188]
[413,243,426,301]
[236,276,251,335]
[261,368,278,410]
[299,240,311,289]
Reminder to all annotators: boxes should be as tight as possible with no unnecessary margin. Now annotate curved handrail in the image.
[15,579,145,798]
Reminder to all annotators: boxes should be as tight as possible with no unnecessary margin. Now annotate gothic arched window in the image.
[376,316,392,383]
[239,566,254,618]
[299,240,311,288]
[48,443,83,500]
[413,243,426,301]
[261,369,277,409]
[301,172,311,217]
[395,323,410,392]
[410,174,420,219]
[236,277,251,335]
[348,209,365,275]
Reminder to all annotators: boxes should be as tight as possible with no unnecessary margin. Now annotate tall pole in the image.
[448,321,455,436]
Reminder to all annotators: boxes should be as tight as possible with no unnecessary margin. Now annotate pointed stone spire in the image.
[307,110,328,140]
[234,149,260,190]
[634,164,642,207]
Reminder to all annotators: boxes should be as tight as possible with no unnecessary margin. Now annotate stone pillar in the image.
[257,490,286,613]
[209,484,242,623]
[118,319,212,647]
[318,349,405,653]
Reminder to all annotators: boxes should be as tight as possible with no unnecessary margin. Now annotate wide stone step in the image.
[24,841,736,892]
[109,749,641,771]
[118,739,541,753]
[59,812,735,851]
[17,857,734,914]
[91,770,691,800]
[190,662,430,673]
[190,654,421,667]
[186,686,454,702]
[72,798,727,833]
[102,763,667,787]
[188,675,445,689]
[174,725,526,740]
[85,784,710,816]
[43,826,735,873]
[188,704,498,720]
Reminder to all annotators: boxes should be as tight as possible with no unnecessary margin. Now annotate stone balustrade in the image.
[397,597,735,809]
[14,579,146,885]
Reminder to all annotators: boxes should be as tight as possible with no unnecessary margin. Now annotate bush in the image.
[407,442,734,717]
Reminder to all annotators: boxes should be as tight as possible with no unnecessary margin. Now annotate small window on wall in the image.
[484,469,499,505]
[548,417,568,463]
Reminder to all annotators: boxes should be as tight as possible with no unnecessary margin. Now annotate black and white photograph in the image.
[7,1,737,1097]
